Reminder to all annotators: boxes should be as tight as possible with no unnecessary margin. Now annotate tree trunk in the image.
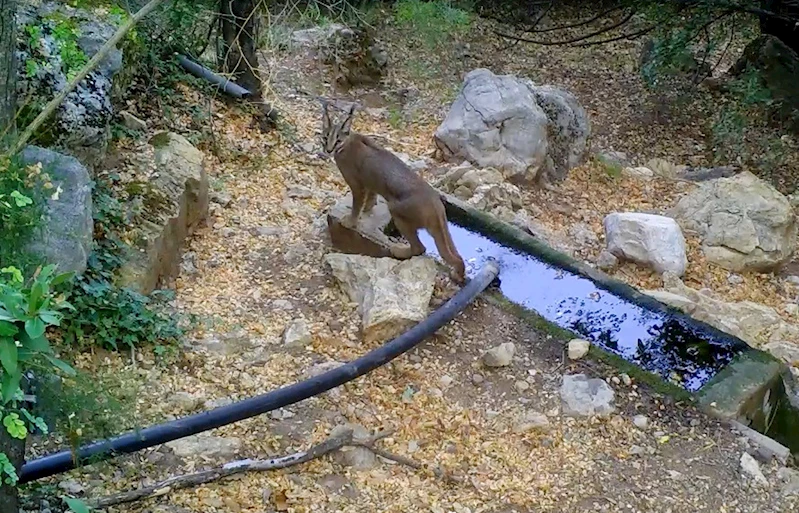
[219,0,263,98]
[1,0,17,146]
[760,0,799,54]
[0,2,22,511]
[218,0,278,129]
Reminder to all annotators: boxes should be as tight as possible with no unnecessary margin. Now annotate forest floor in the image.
[23,5,799,513]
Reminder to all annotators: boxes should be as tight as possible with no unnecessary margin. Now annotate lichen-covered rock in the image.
[434,68,589,185]
[324,253,438,343]
[15,2,127,168]
[670,171,797,271]
[529,84,590,182]
[20,145,93,274]
[117,132,209,294]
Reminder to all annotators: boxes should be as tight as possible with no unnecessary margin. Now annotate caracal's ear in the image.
[340,103,357,134]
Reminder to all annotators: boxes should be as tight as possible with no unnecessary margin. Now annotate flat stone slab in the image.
[327,193,396,258]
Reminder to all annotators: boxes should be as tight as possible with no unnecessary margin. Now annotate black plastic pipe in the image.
[20,261,500,483]
[175,54,252,99]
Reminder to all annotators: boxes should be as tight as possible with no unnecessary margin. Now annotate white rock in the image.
[513,411,551,433]
[596,250,619,271]
[330,424,376,470]
[120,110,147,131]
[740,452,769,486]
[777,466,799,496]
[325,253,438,343]
[166,433,242,460]
[622,166,655,179]
[604,212,688,276]
[282,318,312,348]
[567,338,590,360]
[633,415,649,430]
[560,374,616,417]
[482,342,516,367]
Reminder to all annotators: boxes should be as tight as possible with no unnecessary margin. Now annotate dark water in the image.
[418,223,745,392]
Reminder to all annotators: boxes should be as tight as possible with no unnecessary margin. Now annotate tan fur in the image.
[321,101,466,283]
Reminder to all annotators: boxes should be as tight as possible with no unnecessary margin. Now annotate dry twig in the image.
[88,426,461,509]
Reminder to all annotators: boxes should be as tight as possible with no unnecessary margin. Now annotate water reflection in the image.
[418,223,743,391]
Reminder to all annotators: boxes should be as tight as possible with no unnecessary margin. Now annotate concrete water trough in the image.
[327,191,799,461]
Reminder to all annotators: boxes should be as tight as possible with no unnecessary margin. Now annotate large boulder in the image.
[20,146,93,274]
[434,68,589,185]
[117,132,209,294]
[16,2,127,168]
[324,253,438,343]
[670,171,797,271]
[530,85,591,182]
[603,212,688,276]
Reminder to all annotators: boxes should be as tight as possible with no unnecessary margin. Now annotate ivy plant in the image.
[0,264,75,486]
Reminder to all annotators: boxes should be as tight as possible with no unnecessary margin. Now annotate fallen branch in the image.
[89,428,391,509]
[10,0,169,155]
[357,442,462,485]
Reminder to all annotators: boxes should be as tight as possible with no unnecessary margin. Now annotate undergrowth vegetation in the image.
[393,0,472,48]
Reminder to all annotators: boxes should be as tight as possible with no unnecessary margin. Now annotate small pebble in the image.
[633,415,649,430]
[471,374,484,385]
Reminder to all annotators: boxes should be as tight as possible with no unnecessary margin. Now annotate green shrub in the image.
[57,179,185,351]
[394,0,472,47]
[0,264,75,485]
[0,156,48,274]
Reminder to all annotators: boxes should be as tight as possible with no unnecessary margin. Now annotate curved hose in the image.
[20,260,500,483]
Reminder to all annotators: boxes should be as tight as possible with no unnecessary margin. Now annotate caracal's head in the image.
[320,100,356,155]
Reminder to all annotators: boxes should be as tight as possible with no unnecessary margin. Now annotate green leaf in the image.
[51,271,75,286]
[0,267,23,283]
[45,354,76,376]
[0,369,21,403]
[3,413,27,439]
[24,317,45,339]
[10,190,33,207]
[63,497,91,513]
[0,308,15,322]
[39,310,63,326]
[29,281,44,314]
[20,408,48,435]
[0,340,18,375]
[0,321,17,337]
[21,331,50,352]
